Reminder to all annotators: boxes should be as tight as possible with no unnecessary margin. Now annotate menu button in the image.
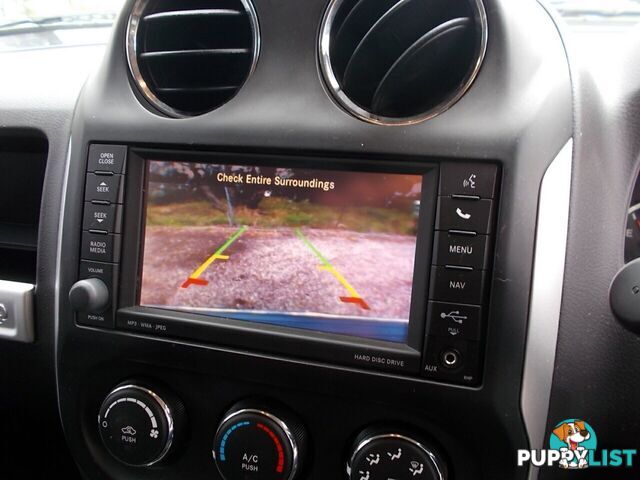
[434,232,489,269]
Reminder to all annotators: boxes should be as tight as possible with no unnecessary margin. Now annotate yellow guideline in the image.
[181,226,247,288]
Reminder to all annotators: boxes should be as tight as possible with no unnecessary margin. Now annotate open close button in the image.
[87,144,127,174]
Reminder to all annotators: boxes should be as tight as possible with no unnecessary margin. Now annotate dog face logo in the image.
[549,419,598,469]
[553,421,590,450]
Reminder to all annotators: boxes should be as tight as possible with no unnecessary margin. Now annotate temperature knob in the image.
[347,429,447,480]
[98,383,184,467]
[213,403,307,480]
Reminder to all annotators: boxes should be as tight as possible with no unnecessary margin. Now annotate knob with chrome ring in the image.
[347,428,448,480]
[213,402,308,480]
[98,382,185,467]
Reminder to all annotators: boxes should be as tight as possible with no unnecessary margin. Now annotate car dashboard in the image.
[1,0,640,479]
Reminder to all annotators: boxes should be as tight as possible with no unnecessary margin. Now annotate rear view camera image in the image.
[139,161,424,343]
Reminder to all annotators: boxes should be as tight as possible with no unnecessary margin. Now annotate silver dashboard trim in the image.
[0,280,35,342]
[521,139,573,479]
[143,9,243,21]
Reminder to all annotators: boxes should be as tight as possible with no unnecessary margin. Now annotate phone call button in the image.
[437,197,494,234]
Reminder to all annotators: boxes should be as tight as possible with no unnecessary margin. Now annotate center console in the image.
[66,146,501,479]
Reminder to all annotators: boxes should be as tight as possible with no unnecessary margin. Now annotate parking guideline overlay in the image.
[295,228,370,310]
[181,225,248,288]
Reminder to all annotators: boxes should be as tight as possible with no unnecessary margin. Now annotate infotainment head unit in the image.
[76,145,498,385]
[139,161,423,344]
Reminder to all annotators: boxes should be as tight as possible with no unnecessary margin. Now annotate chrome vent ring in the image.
[319,0,488,126]
[127,0,260,118]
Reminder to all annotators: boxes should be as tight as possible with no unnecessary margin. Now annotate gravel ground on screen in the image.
[140,226,416,320]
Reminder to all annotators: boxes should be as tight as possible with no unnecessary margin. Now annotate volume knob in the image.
[69,278,109,312]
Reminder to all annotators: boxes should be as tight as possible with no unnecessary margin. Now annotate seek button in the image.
[83,203,122,233]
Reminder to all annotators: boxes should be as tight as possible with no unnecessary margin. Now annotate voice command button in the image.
[439,163,498,198]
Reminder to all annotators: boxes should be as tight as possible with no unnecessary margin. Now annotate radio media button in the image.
[436,197,494,234]
[81,232,121,263]
[429,266,485,304]
[422,336,481,385]
[85,173,124,204]
[83,203,122,233]
[427,301,482,341]
[439,162,498,198]
[87,144,126,174]
[433,231,489,269]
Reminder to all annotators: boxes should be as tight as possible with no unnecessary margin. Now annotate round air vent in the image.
[127,0,259,118]
[319,0,487,125]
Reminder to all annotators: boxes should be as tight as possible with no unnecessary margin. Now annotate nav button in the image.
[429,266,485,305]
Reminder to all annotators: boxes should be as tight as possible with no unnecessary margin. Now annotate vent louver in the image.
[319,0,487,125]
[127,0,259,117]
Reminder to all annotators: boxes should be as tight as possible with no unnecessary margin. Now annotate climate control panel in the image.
[95,384,448,479]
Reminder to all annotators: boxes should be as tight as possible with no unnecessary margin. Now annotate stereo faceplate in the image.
[71,145,499,386]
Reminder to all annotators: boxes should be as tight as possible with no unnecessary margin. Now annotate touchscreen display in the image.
[139,161,424,343]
